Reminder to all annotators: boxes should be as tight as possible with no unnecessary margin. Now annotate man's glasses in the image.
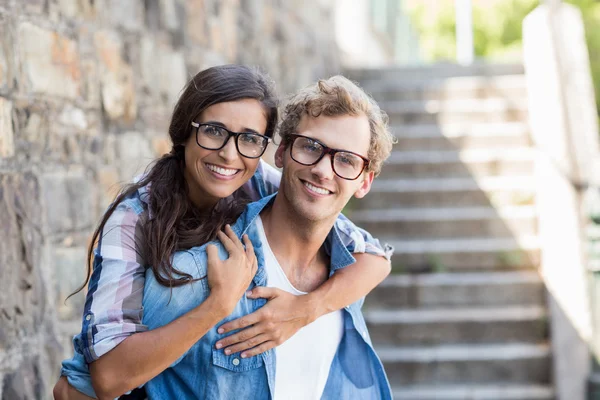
[288,134,370,180]
[191,122,271,159]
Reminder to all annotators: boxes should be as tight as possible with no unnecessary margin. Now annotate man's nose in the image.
[218,137,239,161]
[310,154,335,180]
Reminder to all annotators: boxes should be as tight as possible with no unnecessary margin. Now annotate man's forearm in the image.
[90,295,229,400]
[306,253,391,320]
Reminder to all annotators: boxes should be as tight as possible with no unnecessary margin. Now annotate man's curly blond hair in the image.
[278,75,395,176]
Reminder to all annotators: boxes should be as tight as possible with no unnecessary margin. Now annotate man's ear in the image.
[274,143,286,168]
[354,171,374,199]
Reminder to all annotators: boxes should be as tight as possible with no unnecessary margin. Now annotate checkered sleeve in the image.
[78,199,149,363]
[335,213,394,261]
[242,159,281,201]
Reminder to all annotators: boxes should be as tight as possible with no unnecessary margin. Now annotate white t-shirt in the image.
[255,216,344,400]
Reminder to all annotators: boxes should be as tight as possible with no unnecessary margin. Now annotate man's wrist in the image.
[303,292,325,324]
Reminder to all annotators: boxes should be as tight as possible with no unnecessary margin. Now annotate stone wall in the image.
[0,0,340,398]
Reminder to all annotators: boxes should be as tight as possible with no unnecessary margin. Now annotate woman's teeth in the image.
[304,182,331,195]
[207,164,238,176]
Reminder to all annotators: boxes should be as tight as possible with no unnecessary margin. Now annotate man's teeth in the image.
[207,164,238,176]
[304,182,331,195]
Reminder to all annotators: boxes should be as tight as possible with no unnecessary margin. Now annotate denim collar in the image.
[231,193,356,273]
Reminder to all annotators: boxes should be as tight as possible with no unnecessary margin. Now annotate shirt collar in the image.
[231,193,356,272]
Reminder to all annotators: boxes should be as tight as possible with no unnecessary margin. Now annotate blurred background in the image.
[0,0,599,399]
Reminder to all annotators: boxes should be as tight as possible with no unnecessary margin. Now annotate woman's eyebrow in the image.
[202,120,261,134]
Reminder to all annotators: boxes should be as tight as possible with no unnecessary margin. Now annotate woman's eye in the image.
[240,134,260,145]
[204,126,225,137]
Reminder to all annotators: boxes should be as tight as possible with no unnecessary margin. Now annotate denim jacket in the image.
[139,194,392,399]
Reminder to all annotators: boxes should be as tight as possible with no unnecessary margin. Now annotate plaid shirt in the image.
[76,160,392,364]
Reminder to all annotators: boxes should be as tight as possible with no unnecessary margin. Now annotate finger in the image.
[241,341,277,359]
[224,333,270,355]
[216,230,237,255]
[218,311,262,334]
[206,244,219,262]
[246,286,278,300]
[216,324,262,349]
[225,224,245,252]
[242,234,255,259]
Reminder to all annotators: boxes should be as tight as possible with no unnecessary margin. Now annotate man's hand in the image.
[215,287,315,358]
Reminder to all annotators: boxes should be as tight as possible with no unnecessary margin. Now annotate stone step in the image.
[365,75,528,102]
[365,271,545,309]
[391,122,531,151]
[361,176,536,209]
[385,236,540,272]
[352,206,537,239]
[345,63,525,82]
[365,306,548,346]
[378,343,551,386]
[380,148,535,179]
[385,98,529,125]
[391,384,554,400]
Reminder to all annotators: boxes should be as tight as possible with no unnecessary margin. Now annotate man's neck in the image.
[259,195,336,292]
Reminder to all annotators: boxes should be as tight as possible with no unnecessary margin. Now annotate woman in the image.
[55,65,391,399]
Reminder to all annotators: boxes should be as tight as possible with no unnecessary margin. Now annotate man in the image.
[141,75,394,399]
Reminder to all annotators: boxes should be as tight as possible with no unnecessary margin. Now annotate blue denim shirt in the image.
[139,193,392,399]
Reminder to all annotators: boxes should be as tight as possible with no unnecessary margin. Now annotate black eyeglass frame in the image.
[191,122,272,159]
[288,134,371,181]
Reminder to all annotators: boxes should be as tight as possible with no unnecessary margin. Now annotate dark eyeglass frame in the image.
[191,122,271,159]
[288,134,371,181]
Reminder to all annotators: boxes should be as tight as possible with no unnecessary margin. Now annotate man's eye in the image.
[303,142,320,152]
[338,154,358,166]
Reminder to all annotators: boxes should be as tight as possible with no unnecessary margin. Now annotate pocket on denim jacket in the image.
[211,349,264,372]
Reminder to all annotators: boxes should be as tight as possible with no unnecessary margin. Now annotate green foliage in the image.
[566,0,600,118]
[407,0,600,117]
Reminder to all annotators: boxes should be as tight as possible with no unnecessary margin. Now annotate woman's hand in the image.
[53,377,95,400]
[207,224,258,315]
[214,287,314,358]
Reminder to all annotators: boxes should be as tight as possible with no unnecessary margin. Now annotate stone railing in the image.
[523,2,600,399]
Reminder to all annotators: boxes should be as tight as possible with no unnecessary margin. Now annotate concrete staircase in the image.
[347,65,554,400]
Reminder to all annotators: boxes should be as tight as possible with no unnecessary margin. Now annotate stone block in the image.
[116,131,154,181]
[186,0,208,46]
[57,105,88,131]
[140,37,187,106]
[1,357,44,400]
[18,22,81,99]
[96,165,121,210]
[0,97,13,158]
[152,135,171,157]
[108,0,144,31]
[95,31,137,122]
[80,58,101,106]
[0,18,10,91]
[40,168,95,235]
[160,0,180,31]
[0,173,46,350]
[53,246,87,320]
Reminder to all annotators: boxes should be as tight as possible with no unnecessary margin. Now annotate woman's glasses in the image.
[288,134,370,180]
[191,122,271,159]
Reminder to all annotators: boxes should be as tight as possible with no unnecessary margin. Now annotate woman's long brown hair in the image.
[70,65,278,297]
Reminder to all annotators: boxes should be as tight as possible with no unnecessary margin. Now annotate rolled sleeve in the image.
[335,213,394,261]
[79,201,149,363]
